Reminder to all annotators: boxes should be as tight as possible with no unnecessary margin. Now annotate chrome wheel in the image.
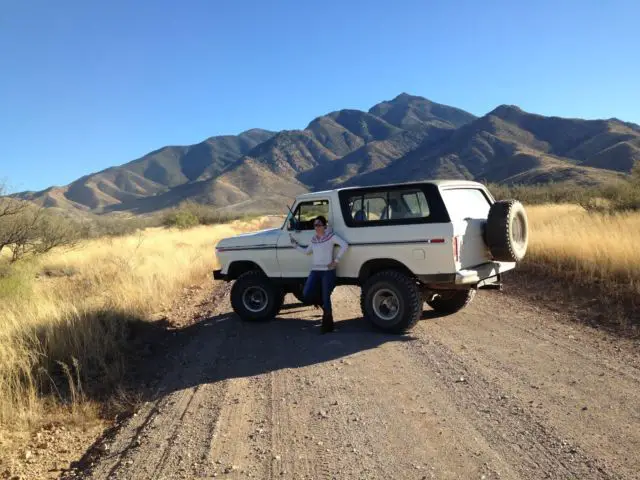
[242,286,268,313]
[511,211,527,249]
[372,288,400,322]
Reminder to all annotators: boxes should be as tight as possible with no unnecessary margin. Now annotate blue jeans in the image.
[303,269,337,315]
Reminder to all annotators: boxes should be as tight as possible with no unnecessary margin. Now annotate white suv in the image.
[214,180,529,333]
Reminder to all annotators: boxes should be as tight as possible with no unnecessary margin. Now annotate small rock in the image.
[37,442,48,449]
[97,443,110,453]
[224,465,239,474]
[24,450,32,460]
[581,406,588,411]
[455,376,467,383]
[317,441,324,446]
[273,455,281,461]
[318,410,328,418]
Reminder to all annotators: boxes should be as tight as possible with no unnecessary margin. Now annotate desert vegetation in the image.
[0,192,273,464]
[523,204,639,310]
[1,170,639,470]
[488,160,640,212]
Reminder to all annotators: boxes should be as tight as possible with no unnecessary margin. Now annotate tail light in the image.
[453,236,460,263]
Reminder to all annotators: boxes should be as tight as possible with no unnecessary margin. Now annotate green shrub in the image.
[162,210,200,229]
[161,201,251,229]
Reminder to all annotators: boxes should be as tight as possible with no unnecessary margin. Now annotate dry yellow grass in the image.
[0,217,273,436]
[1,205,637,458]
[525,204,640,298]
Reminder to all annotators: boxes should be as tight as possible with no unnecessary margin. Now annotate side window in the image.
[440,188,491,221]
[402,191,430,218]
[288,199,329,230]
[343,188,432,225]
[351,194,387,222]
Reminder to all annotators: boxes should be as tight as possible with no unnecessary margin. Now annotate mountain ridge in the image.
[13,94,638,214]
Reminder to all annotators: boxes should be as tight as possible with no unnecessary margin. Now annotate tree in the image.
[1,183,82,261]
[0,181,28,221]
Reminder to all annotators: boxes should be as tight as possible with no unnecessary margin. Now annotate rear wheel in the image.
[426,289,476,314]
[231,271,283,321]
[360,270,422,334]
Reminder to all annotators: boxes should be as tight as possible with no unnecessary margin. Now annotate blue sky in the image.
[1,0,639,193]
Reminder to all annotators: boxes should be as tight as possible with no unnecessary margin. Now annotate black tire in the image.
[230,271,282,321]
[426,289,476,314]
[486,200,529,262]
[360,270,422,334]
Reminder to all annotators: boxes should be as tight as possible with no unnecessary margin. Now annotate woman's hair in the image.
[315,215,328,226]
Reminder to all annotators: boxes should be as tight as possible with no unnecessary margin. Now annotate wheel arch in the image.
[358,258,415,283]
[227,260,266,280]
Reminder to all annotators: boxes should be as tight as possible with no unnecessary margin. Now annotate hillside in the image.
[344,105,633,187]
[13,94,640,214]
[16,128,275,211]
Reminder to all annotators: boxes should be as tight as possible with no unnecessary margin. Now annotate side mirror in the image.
[289,218,298,231]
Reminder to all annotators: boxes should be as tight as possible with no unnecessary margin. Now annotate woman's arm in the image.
[332,234,349,263]
[291,236,313,255]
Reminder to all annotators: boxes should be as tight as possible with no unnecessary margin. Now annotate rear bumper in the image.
[455,261,514,285]
[418,262,514,289]
[213,269,227,281]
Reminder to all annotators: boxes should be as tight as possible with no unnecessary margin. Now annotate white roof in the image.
[295,180,486,199]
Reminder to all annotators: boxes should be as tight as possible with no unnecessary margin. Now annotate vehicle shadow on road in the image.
[127,302,432,403]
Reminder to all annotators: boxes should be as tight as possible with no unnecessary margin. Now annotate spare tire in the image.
[485,200,529,262]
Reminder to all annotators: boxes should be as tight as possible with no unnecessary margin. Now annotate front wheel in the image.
[230,271,283,321]
[425,289,476,314]
[360,270,422,334]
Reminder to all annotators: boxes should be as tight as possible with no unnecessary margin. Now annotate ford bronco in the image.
[213,180,529,333]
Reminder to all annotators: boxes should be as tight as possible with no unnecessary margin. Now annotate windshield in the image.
[281,206,295,229]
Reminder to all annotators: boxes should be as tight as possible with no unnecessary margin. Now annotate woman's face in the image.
[314,219,326,235]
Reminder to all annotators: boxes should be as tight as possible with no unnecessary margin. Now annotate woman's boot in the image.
[321,310,334,333]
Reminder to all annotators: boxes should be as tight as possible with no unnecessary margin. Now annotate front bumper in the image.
[213,269,227,281]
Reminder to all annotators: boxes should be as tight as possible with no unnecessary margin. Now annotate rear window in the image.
[339,184,450,227]
[440,188,491,221]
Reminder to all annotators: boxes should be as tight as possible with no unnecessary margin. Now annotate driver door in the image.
[276,198,331,278]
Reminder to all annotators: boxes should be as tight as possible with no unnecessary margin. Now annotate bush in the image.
[163,210,200,229]
[85,215,160,238]
[162,201,250,229]
[0,206,84,262]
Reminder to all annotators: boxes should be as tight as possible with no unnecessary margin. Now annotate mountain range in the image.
[14,93,640,215]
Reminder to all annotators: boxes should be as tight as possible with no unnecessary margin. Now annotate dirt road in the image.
[78,282,640,480]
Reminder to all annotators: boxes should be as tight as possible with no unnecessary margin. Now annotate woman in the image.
[290,215,349,333]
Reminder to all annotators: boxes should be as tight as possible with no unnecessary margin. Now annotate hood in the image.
[216,227,281,249]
